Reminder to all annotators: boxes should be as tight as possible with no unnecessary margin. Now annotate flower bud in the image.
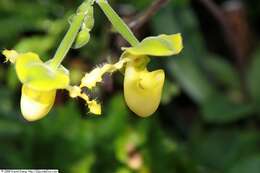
[20,85,56,121]
[73,28,90,49]
[124,63,165,117]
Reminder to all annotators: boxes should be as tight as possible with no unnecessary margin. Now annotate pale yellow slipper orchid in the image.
[124,63,165,117]
[3,50,70,121]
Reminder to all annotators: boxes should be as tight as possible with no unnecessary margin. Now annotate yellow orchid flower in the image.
[2,49,104,120]
[3,50,70,121]
[124,62,165,117]
[124,61,164,117]
[122,34,183,117]
[79,34,183,117]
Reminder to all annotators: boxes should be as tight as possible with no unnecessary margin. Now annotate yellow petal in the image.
[88,100,101,115]
[20,85,56,121]
[124,63,165,117]
[14,52,70,91]
[122,34,183,57]
[2,49,18,63]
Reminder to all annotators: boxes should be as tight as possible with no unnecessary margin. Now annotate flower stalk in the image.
[50,1,94,69]
[96,0,139,46]
[50,13,85,69]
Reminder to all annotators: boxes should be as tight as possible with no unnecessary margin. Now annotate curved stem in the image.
[96,0,139,46]
[50,13,85,69]
[50,0,95,69]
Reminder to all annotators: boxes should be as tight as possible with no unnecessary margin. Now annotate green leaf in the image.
[247,47,260,111]
[228,155,260,173]
[123,34,183,57]
[202,93,253,123]
[204,54,240,89]
[169,57,215,103]
[161,79,180,105]
[15,36,56,58]
[190,129,260,172]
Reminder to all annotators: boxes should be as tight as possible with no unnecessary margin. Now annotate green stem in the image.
[97,0,139,46]
[51,1,95,69]
[50,13,85,69]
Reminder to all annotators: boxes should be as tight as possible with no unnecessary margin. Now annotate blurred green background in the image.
[1,0,260,172]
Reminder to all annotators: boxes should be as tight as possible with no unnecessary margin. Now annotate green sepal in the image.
[122,34,183,57]
[15,52,70,91]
